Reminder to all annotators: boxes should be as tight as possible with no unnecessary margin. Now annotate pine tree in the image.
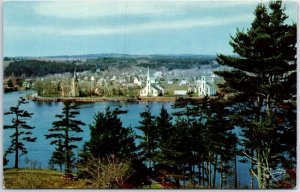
[171,118,193,188]
[204,99,238,188]
[172,95,239,189]
[155,105,173,164]
[45,102,85,174]
[136,105,158,171]
[79,107,139,186]
[48,139,65,172]
[85,107,136,160]
[4,97,36,168]
[215,1,296,189]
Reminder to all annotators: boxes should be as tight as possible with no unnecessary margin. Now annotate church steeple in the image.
[71,68,78,97]
[147,67,151,85]
[146,67,151,96]
[147,67,150,81]
[73,68,77,79]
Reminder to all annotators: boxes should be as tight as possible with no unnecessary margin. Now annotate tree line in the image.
[4,60,96,77]
[4,56,217,79]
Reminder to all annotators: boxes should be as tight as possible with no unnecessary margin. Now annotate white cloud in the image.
[6,13,253,36]
[33,1,260,19]
[34,1,126,19]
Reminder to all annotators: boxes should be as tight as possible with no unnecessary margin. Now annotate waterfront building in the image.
[133,77,142,86]
[140,68,164,97]
[174,90,187,97]
[198,76,217,96]
[71,69,80,97]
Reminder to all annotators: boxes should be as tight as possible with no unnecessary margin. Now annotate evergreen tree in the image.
[155,105,173,164]
[169,117,193,188]
[3,152,9,167]
[79,107,140,186]
[85,107,136,160]
[172,95,239,189]
[136,105,158,171]
[45,102,85,173]
[4,97,36,168]
[202,99,238,188]
[215,1,296,189]
[48,139,65,172]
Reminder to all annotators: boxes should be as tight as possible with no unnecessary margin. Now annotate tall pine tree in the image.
[48,139,65,172]
[4,97,36,168]
[215,1,296,189]
[45,102,85,174]
[84,107,136,160]
[156,105,173,165]
[136,105,158,171]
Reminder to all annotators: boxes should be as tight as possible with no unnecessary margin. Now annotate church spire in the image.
[147,67,150,80]
[74,68,77,78]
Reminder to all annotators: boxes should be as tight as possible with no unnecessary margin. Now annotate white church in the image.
[198,76,217,96]
[140,68,164,97]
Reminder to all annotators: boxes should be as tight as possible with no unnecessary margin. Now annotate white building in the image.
[70,69,79,97]
[198,76,217,96]
[111,75,117,81]
[133,77,142,86]
[174,90,187,97]
[179,79,188,85]
[154,71,163,78]
[140,68,164,97]
[155,84,165,95]
[167,80,174,85]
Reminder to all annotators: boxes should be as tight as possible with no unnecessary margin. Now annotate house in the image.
[167,80,174,85]
[198,76,217,96]
[179,79,188,85]
[22,81,31,89]
[111,75,117,81]
[187,85,197,94]
[150,77,156,84]
[133,77,142,86]
[140,68,164,97]
[154,71,163,78]
[174,90,187,97]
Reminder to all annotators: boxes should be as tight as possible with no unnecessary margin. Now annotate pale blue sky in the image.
[3,0,297,57]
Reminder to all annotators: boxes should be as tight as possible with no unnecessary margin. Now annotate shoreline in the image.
[29,95,213,103]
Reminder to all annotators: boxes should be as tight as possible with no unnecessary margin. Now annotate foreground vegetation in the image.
[4,169,85,189]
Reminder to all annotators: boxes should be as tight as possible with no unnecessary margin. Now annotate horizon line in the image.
[4,52,224,58]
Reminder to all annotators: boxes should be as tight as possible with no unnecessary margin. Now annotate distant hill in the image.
[5,53,217,61]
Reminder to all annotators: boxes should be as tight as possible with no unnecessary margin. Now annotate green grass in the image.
[142,183,163,189]
[163,84,189,96]
[4,168,87,189]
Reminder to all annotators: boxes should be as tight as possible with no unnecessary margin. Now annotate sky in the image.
[3,0,297,57]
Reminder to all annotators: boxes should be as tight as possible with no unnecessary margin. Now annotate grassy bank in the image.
[3,169,86,189]
[3,168,165,189]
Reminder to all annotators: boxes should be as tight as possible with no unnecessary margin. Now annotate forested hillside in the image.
[4,55,217,77]
[4,60,96,77]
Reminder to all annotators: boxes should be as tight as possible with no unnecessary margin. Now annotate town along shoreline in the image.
[29,95,218,103]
